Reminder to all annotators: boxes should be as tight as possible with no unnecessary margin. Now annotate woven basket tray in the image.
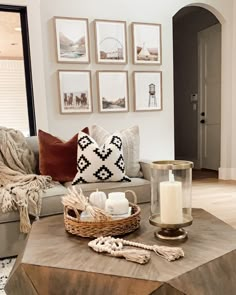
[64,191,141,238]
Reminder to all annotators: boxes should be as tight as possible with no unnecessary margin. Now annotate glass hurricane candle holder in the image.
[149,160,193,241]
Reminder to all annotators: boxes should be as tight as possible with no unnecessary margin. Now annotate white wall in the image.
[39,0,234,166]
[3,0,236,177]
[39,0,177,161]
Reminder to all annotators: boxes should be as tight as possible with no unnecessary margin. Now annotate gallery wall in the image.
[3,0,236,178]
[39,0,177,161]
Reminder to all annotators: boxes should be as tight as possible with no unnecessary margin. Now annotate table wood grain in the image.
[5,205,236,295]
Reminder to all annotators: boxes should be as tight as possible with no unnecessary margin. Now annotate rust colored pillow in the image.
[38,128,89,182]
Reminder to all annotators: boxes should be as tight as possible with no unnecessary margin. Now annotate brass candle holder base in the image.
[149,214,193,241]
[155,228,188,240]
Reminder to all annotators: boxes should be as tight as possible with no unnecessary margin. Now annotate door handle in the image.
[200,119,205,124]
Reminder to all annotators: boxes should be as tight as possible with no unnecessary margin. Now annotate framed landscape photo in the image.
[132,22,162,65]
[54,17,90,63]
[133,71,162,111]
[94,19,127,64]
[58,70,92,114]
[97,71,129,112]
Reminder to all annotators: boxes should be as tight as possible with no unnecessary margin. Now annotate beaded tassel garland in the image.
[88,236,184,264]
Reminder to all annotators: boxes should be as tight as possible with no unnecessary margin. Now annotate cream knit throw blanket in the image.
[0,127,52,233]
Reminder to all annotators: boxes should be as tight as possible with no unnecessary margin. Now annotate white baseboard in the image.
[219,168,236,180]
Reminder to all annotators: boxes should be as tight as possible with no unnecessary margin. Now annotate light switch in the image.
[191,93,198,102]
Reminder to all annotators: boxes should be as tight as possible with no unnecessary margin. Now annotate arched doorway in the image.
[173,6,221,178]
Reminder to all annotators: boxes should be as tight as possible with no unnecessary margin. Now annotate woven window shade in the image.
[0,60,29,136]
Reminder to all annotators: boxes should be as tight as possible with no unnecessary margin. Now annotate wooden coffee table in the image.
[5,205,236,295]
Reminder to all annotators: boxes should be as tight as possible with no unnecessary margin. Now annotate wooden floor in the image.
[192,170,236,229]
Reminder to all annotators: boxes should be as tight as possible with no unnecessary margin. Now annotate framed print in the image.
[132,22,162,65]
[54,17,90,63]
[58,70,92,113]
[94,19,127,64]
[97,71,129,112]
[133,71,162,111]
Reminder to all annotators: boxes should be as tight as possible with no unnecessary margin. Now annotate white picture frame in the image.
[58,70,92,114]
[54,17,90,63]
[94,19,127,64]
[132,22,162,65]
[97,71,129,112]
[133,71,162,111]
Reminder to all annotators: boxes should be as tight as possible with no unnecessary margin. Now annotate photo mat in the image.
[134,71,162,111]
[97,71,129,112]
[58,70,92,113]
[132,22,162,65]
[95,20,127,64]
[54,17,90,63]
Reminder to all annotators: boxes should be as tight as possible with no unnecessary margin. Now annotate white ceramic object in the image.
[89,189,107,210]
[111,207,132,219]
[105,192,129,215]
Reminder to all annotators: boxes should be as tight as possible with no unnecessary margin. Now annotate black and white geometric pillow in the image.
[72,132,130,184]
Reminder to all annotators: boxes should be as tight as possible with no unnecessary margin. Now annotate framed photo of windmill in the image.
[97,71,129,112]
[94,19,127,64]
[132,22,162,65]
[54,17,90,63]
[133,71,162,111]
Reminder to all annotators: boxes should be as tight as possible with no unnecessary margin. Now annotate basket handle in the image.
[64,206,81,222]
[124,190,137,204]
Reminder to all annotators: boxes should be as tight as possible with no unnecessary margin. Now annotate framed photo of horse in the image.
[94,19,127,64]
[132,22,162,65]
[58,70,93,114]
[54,17,90,63]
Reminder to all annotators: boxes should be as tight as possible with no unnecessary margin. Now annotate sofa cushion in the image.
[90,125,142,178]
[73,132,130,184]
[0,183,68,223]
[0,178,151,225]
[66,178,150,204]
[26,136,39,173]
[39,183,68,216]
[0,210,20,224]
[38,128,88,182]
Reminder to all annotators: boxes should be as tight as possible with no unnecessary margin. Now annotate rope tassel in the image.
[88,236,184,264]
[114,249,150,264]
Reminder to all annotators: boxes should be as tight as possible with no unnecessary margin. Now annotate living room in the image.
[0,0,236,294]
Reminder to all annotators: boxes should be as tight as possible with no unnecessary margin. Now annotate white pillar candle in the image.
[160,172,183,224]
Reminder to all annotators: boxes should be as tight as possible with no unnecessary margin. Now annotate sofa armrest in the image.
[140,160,151,181]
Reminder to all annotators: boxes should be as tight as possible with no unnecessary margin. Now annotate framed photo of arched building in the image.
[133,71,162,111]
[94,19,127,64]
[132,22,162,65]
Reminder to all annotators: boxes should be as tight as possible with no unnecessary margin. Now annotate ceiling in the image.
[0,11,23,59]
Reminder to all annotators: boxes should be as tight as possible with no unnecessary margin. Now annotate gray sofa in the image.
[0,136,151,258]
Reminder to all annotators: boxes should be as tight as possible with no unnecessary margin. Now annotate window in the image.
[0,6,36,136]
